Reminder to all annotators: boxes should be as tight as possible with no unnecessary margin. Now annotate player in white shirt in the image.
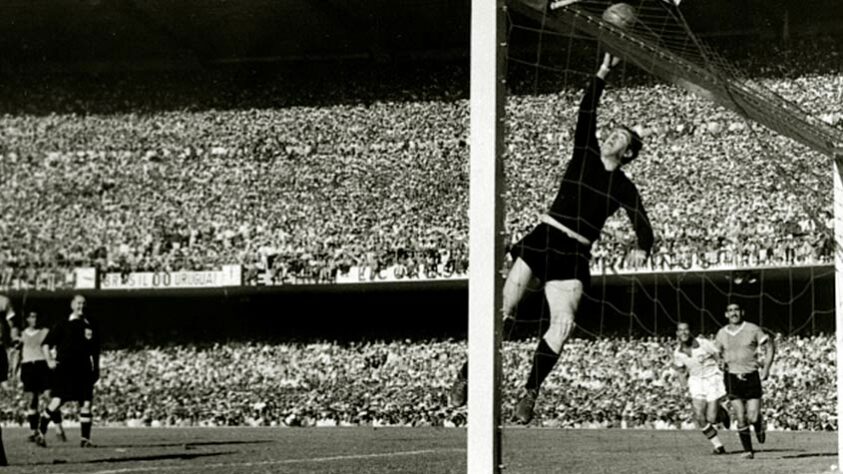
[19,311,65,443]
[673,322,729,455]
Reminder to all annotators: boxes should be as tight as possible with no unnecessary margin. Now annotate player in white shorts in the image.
[674,322,729,454]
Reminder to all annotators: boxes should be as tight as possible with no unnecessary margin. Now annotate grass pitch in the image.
[0,426,835,473]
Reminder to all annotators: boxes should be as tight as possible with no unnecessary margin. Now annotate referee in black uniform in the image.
[36,294,100,448]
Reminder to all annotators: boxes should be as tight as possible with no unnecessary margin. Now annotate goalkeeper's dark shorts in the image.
[509,223,591,285]
[724,371,763,401]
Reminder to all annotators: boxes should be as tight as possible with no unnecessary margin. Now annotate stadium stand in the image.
[1,37,841,287]
[0,334,833,431]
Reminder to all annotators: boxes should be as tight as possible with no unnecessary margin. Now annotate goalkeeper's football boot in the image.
[515,388,538,424]
[80,438,95,448]
[712,446,726,455]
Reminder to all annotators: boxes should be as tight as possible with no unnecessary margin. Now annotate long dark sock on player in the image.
[753,416,763,433]
[51,408,62,425]
[0,426,7,466]
[80,409,92,440]
[28,394,40,431]
[738,426,753,452]
[525,338,560,391]
[26,409,39,432]
[38,413,50,435]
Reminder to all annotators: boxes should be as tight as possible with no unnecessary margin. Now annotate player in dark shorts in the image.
[450,53,654,424]
[19,311,65,442]
[715,303,776,459]
[35,295,100,448]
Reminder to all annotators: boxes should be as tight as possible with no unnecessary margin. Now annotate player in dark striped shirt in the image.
[451,53,654,424]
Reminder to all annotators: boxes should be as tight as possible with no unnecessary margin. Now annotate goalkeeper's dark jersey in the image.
[44,316,100,371]
[547,76,654,253]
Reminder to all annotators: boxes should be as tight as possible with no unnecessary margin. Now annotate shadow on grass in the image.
[41,450,234,466]
[107,439,275,449]
[782,452,836,459]
[717,448,803,456]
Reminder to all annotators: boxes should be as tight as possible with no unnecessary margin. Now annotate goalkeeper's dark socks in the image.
[525,338,560,391]
[702,423,723,449]
[738,425,753,453]
[80,409,93,440]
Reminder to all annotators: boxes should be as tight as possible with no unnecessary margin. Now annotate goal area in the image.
[469,0,843,472]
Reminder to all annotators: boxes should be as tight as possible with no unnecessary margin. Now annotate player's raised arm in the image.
[575,53,620,151]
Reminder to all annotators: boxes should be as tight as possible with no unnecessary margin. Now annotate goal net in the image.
[511,0,843,157]
[474,0,843,471]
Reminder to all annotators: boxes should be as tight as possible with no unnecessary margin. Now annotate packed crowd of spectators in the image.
[1,36,841,286]
[0,333,833,431]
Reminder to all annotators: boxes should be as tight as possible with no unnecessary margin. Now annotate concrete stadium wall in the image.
[3,265,832,347]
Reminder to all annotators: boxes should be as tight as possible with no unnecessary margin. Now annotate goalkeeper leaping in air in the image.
[451,53,654,424]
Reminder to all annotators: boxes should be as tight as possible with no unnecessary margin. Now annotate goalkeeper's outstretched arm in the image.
[575,53,620,152]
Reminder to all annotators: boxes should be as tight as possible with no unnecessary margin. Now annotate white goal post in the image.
[468,0,505,472]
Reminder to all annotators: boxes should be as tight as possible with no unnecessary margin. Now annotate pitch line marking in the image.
[68,448,467,474]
